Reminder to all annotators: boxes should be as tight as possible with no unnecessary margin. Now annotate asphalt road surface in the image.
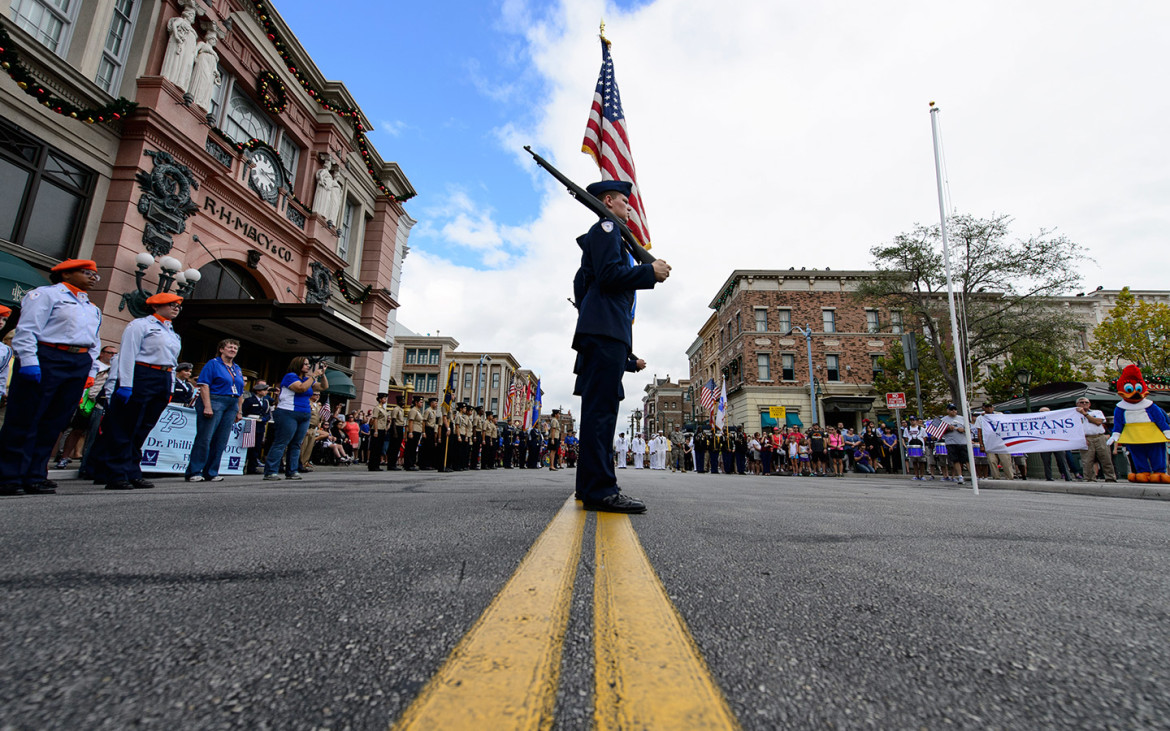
[2,468,1168,729]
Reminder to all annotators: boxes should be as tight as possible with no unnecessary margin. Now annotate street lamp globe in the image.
[1014,369,1033,389]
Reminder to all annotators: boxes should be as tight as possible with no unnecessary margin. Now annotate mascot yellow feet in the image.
[1156,473,1170,484]
[1130,472,1153,483]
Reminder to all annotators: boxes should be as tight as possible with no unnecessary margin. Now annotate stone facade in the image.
[385,330,540,422]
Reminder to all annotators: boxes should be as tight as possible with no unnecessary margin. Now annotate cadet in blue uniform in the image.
[572,180,670,513]
[0,259,102,495]
[90,293,183,490]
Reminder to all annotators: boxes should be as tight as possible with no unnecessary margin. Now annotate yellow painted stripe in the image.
[594,512,741,730]
[391,497,585,731]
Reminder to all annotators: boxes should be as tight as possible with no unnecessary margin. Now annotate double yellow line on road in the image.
[392,497,739,730]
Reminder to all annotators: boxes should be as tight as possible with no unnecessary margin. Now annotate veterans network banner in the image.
[979,407,1087,455]
[138,405,246,475]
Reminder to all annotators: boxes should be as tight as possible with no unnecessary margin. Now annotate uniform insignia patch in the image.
[601,221,614,233]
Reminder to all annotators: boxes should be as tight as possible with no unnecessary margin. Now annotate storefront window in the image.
[0,120,93,260]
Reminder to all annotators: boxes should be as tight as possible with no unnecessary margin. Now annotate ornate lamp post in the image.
[633,410,642,440]
[787,325,817,426]
[1015,369,1034,412]
[120,252,202,317]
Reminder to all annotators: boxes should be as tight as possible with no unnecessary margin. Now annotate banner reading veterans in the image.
[138,405,246,475]
[979,407,1087,454]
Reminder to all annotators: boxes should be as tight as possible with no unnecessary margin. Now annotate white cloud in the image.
[399,0,1170,416]
[379,120,407,136]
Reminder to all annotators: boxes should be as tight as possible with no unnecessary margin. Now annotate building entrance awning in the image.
[821,396,876,413]
[0,250,49,306]
[321,368,356,399]
[179,299,389,355]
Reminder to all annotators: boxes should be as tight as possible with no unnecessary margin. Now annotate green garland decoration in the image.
[256,69,287,114]
[0,25,137,124]
[335,268,372,304]
[251,2,414,204]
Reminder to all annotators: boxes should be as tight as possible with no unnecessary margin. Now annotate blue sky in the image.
[275,0,587,267]
[269,0,1170,411]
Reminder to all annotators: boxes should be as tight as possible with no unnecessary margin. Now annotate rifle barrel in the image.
[524,146,656,265]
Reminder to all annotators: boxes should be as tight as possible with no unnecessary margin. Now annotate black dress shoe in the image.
[131,479,155,489]
[368,467,384,472]
[0,483,21,496]
[105,480,135,490]
[25,480,57,495]
[582,493,647,514]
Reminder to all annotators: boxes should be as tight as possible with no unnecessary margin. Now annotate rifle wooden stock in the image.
[524,145,656,265]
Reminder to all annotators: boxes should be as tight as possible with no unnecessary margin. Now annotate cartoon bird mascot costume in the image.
[1107,365,1170,483]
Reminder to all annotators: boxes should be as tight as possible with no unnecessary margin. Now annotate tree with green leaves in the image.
[856,213,1087,408]
[871,334,952,417]
[1092,287,1170,376]
[979,342,1096,405]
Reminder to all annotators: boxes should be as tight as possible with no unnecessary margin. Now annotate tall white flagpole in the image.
[929,102,979,496]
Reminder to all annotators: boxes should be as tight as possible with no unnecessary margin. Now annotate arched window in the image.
[192,260,265,300]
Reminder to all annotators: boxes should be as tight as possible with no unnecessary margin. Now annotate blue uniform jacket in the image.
[572,218,657,351]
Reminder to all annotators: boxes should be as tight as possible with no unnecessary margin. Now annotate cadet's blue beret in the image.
[586,180,632,198]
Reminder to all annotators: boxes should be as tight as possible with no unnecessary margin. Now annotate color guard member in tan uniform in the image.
[548,409,562,470]
[368,392,389,471]
[387,396,405,470]
[405,395,424,470]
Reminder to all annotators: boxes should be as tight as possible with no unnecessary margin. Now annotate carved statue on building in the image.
[313,158,343,225]
[305,261,333,305]
[188,23,225,111]
[160,2,201,91]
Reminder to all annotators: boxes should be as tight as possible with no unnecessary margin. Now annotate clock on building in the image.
[247,147,284,204]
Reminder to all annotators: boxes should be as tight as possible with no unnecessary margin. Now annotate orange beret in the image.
[50,259,97,273]
[0,305,11,317]
[145,293,183,306]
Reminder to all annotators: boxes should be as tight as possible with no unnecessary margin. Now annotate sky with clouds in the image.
[275,0,1170,414]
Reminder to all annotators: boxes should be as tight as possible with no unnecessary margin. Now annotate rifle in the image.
[523,145,656,265]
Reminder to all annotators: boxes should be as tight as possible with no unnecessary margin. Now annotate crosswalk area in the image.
[391,497,740,730]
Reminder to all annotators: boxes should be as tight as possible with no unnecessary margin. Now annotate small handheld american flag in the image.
[924,420,949,440]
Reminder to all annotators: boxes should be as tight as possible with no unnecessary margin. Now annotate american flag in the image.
[924,420,949,440]
[699,379,717,423]
[504,376,516,420]
[442,362,457,412]
[581,37,651,250]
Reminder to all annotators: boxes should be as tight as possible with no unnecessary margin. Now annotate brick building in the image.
[690,269,904,431]
[690,271,1170,430]
[640,375,690,437]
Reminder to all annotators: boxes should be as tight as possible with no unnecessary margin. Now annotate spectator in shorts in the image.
[808,426,827,476]
[827,427,845,477]
[939,404,969,484]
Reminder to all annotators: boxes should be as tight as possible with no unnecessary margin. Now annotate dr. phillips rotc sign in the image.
[979,407,1088,455]
[139,405,246,474]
